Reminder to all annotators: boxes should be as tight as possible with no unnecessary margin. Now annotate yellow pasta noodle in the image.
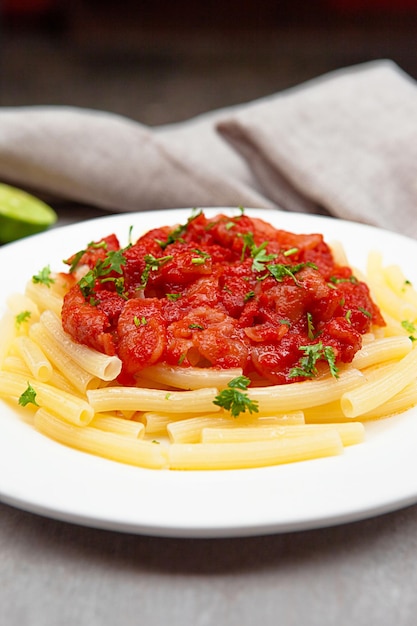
[167,413,305,444]
[140,363,243,390]
[13,335,53,382]
[29,322,100,393]
[168,431,344,470]
[24,280,63,317]
[200,422,365,447]
[39,310,122,381]
[35,408,167,469]
[0,371,94,426]
[90,413,145,438]
[87,386,221,414]
[341,346,417,417]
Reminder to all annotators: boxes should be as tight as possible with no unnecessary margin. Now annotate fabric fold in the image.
[216,59,417,237]
[0,59,416,238]
[0,106,272,213]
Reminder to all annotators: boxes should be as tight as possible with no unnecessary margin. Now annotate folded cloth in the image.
[216,59,417,237]
[0,106,272,213]
[0,59,416,237]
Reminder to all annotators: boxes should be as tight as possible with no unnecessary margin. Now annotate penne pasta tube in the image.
[143,411,203,436]
[1,355,31,377]
[90,414,145,438]
[87,386,221,414]
[0,311,16,364]
[39,310,122,381]
[168,430,344,470]
[167,413,305,444]
[383,264,417,307]
[246,368,365,414]
[351,336,412,370]
[13,335,53,382]
[200,422,365,447]
[29,322,100,393]
[304,378,417,423]
[0,371,94,425]
[367,252,417,322]
[341,347,417,418]
[329,240,348,266]
[6,293,40,320]
[359,380,417,421]
[34,408,167,469]
[24,280,63,317]
[140,364,243,390]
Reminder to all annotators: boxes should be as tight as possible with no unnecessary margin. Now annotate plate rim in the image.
[1,206,417,538]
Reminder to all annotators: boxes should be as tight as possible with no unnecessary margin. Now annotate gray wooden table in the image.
[2,205,417,626]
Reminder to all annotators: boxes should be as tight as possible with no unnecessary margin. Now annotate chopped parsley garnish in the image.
[15,310,31,327]
[134,316,147,326]
[213,375,259,418]
[306,312,315,340]
[157,209,202,249]
[78,247,130,299]
[191,249,211,265]
[289,342,339,379]
[189,323,204,330]
[244,291,255,302]
[166,293,182,301]
[64,240,108,273]
[267,262,318,286]
[401,320,417,340]
[18,382,39,407]
[139,254,173,289]
[329,275,358,285]
[238,232,277,271]
[358,307,372,318]
[283,247,298,257]
[32,266,55,287]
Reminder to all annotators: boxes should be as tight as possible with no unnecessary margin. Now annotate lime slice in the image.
[0,183,57,244]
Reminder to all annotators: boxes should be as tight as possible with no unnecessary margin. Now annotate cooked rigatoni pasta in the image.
[1,218,417,472]
[39,310,122,381]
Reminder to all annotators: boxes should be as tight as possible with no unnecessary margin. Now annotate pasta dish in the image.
[1,208,416,470]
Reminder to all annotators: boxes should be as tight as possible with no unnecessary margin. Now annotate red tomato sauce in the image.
[61,211,385,385]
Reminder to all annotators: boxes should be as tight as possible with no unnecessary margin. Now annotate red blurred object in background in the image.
[327,0,417,12]
[3,0,57,15]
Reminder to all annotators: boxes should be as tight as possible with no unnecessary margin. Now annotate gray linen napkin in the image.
[0,59,416,237]
[0,106,271,213]
[216,59,417,237]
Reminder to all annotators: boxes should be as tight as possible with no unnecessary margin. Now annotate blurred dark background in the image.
[1,1,417,126]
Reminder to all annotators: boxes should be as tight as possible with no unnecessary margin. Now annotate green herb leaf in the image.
[401,319,417,340]
[32,265,55,287]
[15,310,31,327]
[64,240,108,273]
[289,342,339,379]
[306,312,315,340]
[213,375,259,417]
[238,232,277,271]
[157,209,202,249]
[139,254,173,289]
[283,247,299,257]
[329,275,358,285]
[18,382,39,407]
[267,262,318,285]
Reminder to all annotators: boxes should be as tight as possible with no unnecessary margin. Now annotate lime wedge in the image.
[0,183,57,244]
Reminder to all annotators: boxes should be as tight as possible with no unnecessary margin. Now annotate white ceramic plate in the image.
[1,207,417,538]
